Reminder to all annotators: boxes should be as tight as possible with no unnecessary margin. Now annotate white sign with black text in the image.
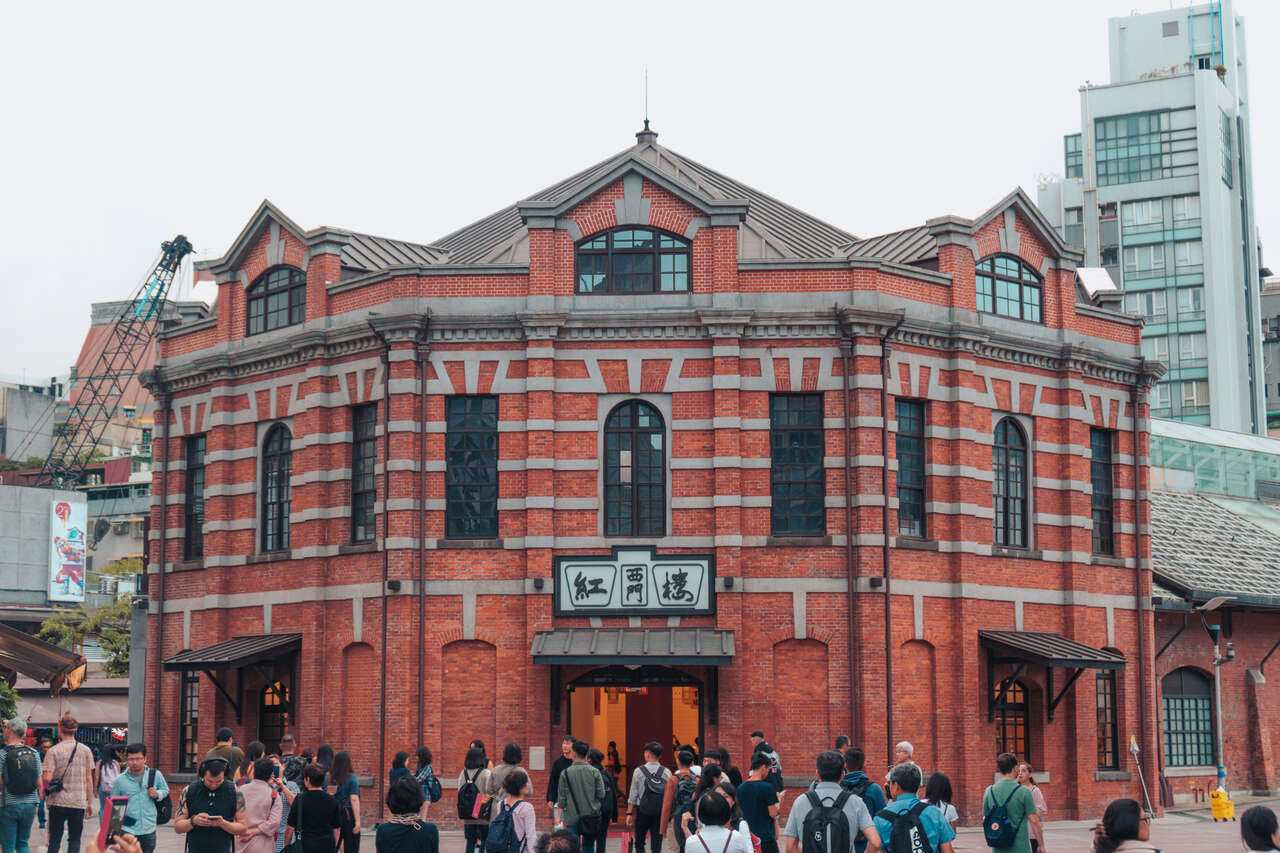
[554,547,714,615]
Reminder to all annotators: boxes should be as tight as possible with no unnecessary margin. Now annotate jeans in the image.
[567,824,596,853]
[36,799,45,829]
[0,803,37,853]
[464,824,489,853]
[47,805,86,853]
[135,832,157,853]
[632,813,662,853]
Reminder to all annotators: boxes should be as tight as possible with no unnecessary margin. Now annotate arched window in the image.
[576,228,690,294]
[993,678,1030,762]
[1162,667,1214,766]
[604,400,666,536]
[993,418,1028,548]
[259,681,290,755]
[247,266,306,335]
[976,255,1043,323]
[261,424,292,552]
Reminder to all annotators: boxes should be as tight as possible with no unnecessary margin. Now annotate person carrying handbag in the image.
[556,741,605,853]
[284,765,342,853]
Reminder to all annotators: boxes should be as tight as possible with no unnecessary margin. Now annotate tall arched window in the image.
[604,400,666,536]
[259,681,290,755]
[993,678,1030,762]
[993,418,1028,548]
[1162,667,1214,766]
[261,424,292,552]
[975,254,1043,323]
[576,228,690,294]
[247,266,306,335]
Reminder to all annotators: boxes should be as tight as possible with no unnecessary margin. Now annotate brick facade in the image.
[144,135,1169,826]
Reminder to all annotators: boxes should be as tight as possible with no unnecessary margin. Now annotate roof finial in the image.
[636,67,658,145]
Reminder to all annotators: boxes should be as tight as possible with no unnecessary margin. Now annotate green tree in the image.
[0,682,17,720]
[36,595,133,678]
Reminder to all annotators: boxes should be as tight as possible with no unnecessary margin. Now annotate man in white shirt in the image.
[625,742,671,853]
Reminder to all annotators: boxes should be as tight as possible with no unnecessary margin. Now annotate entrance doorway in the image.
[567,665,703,782]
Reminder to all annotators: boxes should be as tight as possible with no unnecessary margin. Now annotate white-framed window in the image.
[1124,244,1165,273]
[1182,379,1210,408]
[1177,287,1205,315]
[1153,383,1172,409]
[1142,335,1170,362]
[1124,289,1168,320]
[1179,332,1208,360]
[1122,199,1163,227]
[1173,195,1201,221]
[1175,240,1203,268]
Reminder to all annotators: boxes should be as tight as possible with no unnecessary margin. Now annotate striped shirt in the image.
[0,744,43,807]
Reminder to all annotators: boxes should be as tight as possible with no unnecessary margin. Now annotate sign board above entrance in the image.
[554,547,714,616]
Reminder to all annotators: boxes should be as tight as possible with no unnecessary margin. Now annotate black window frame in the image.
[260,423,292,553]
[993,678,1031,763]
[246,265,306,336]
[258,681,290,756]
[895,399,926,538]
[575,227,691,295]
[975,254,1044,323]
[603,400,666,537]
[1097,669,1120,770]
[183,434,206,561]
[769,393,826,537]
[178,669,199,772]
[1162,667,1215,767]
[993,417,1029,548]
[351,403,377,543]
[445,395,499,540]
[1090,428,1115,555]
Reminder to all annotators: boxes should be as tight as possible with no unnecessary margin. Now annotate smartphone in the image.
[98,795,130,853]
[273,765,281,778]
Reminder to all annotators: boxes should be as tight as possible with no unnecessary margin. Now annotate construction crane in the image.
[37,235,194,489]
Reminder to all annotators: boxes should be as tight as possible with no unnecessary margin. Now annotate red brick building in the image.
[144,127,1166,823]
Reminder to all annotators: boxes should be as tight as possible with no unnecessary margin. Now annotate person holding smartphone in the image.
[175,757,248,853]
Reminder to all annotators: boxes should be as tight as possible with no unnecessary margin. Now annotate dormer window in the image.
[247,265,306,335]
[576,228,690,294]
[975,255,1043,323]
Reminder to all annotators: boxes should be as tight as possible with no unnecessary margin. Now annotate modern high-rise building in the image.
[1039,0,1262,433]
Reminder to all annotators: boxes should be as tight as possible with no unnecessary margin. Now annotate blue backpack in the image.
[485,801,528,853]
[982,785,1023,848]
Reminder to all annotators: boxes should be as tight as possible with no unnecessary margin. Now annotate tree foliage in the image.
[0,682,17,720]
[36,595,133,678]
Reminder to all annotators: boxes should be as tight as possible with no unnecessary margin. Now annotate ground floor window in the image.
[179,671,199,772]
[259,681,290,755]
[993,679,1030,762]
[1162,667,1214,766]
[1096,670,1119,769]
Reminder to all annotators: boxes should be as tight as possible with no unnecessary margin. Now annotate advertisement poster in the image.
[49,499,87,602]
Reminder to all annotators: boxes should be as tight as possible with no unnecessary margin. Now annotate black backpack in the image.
[877,802,930,853]
[485,801,527,853]
[598,767,617,820]
[636,766,666,817]
[148,768,173,825]
[841,777,873,845]
[763,753,783,792]
[800,789,852,853]
[3,746,39,797]
[669,775,699,847]
[458,769,482,821]
[982,785,1022,849]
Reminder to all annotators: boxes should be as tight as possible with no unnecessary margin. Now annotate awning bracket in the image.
[203,669,242,722]
[1047,666,1086,722]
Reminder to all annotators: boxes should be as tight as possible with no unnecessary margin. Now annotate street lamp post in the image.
[1195,596,1235,793]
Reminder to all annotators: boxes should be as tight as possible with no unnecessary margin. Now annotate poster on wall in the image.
[49,499,87,603]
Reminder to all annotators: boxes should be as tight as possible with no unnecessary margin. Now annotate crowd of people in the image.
[4,718,1280,853]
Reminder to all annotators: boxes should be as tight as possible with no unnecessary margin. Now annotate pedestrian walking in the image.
[711,751,741,790]
[1088,798,1156,853]
[748,735,781,793]
[285,764,342,853]
[486,745,527,813]
[780,750,880,853]
[330,751,361,853]
[872,763,954,853]
[839,747,887,848]
[175,756,249,853]
[376,778,438,853]
[920,773,957,834]
[315,746,335,778]
[1015,764,1048,853]
[833,737,849,752]
[269,754,300,853]
[737,753,780,853]
[96,745,123,815]
[1241,804,1280,852]
[556,741,605,853]
[413,748,440,817]
[390,753,411,786]
[109,743,170,853]
[625,742,669,853]
[659,750,698,853]
[470,742,494,772]
[680,764,724,840]
[35,738,52,831]
[237,758,284,853]
[487,770,535,853]
[980,753,1040,853]
[606,744,622,779]
[546,736,575,828]
[208,729,248,783]
[41,714,95,853]
[682,793,752,853]
[458,746,493,853]
[1,717,42,853]
[587,748,616,853]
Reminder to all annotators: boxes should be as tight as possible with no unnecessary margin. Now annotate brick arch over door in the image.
[896,640,937,772]
[773,639,829,764]
[440,640,497,777]
[341,643,377,765]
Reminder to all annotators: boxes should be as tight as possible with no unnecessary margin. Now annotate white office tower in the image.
[1039,1,1262,432]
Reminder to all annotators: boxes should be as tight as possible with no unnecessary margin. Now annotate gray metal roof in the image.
[340,231,448,272]
[1150,490,1280,608]
[979,630,1126,669]
[163,633,302,671]
[530,627,734,664]
[0,621,85,686]
[840,226,938,265]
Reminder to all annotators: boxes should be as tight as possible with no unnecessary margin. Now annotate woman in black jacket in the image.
[587,748,617,852]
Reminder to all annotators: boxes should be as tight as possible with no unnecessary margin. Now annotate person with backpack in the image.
[659,751,699,853]
[748,736,782,794]
[780,750,880,853]
[375,777,438,853]
[96,745,123,816]
[485,745,527,821]
[679,764,724,841]
[625,741,670,853]
[980,754,1039,853]
[872,763,953,853]
[109,743,170,853]
[486,769,535,853]
[175,757,249,853]
[1,717,42,853]
[587,749,616,852]
[459,746,493,853]
[683,792,752,853]
[840,747,887,852]
[41,713,96,853]
[413,748,442,816]
[555,741,605,853]
[738,753,780,853]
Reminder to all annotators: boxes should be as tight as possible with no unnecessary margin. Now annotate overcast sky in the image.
[1,0,1275,382]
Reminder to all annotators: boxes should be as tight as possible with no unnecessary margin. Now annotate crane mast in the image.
[38,235,194,489]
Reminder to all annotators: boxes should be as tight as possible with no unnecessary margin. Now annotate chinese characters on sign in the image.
[48,499,87,603]
[556,548,714,615]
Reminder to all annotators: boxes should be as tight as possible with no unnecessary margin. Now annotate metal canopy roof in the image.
[531,628,734,665]
[0,622,86,689]
[163,634,302,672]
[979,630,1125,670]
